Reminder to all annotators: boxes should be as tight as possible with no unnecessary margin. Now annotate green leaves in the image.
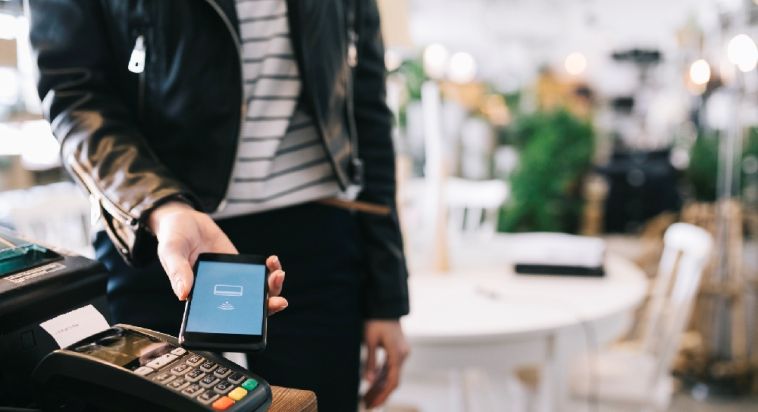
[499,109,595,233]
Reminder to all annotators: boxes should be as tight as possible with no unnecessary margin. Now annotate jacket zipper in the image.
[202,0,244,213]
[345,27,363,197]
[128,34,147,117]
[343,0,363,196]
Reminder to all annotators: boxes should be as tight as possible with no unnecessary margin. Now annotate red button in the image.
[212,396,235,411]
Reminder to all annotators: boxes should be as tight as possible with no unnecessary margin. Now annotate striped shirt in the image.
[215,0,340,218]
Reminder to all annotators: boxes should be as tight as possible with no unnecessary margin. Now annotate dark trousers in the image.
[95,202,365,411]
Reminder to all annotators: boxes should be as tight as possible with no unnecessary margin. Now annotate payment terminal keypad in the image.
[136,348,261,411]
[37,326,269,412]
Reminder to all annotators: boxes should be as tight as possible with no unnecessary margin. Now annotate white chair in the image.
[570,223,713,411]
[445,177,509,238]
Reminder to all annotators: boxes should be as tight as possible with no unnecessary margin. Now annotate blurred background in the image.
[0,0,757,411]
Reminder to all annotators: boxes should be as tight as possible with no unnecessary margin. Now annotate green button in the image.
[241,378,258,391]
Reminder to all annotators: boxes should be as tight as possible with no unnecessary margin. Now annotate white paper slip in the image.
[40,304,110,349]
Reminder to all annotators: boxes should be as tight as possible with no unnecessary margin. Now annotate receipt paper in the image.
[40,304,110,348]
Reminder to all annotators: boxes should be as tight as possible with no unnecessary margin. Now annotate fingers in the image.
[364,335,378,384]
[368,351,402,408]
[362,322,410,409]
[362,363,388,408]
[268,269,285,297]
[266,255,282,272]
[268,296,288,315]
[158,241,194,301]
[265,256,286,315]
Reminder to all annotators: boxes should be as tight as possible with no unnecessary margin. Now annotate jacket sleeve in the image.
[353,0,410,319]
[28,0,199,265]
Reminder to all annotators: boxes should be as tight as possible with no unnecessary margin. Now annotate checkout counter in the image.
[0,229,316,412]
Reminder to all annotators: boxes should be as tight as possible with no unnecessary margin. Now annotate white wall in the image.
[407,0,734,94]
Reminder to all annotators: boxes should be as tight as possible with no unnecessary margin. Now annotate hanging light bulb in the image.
[727,34,758,73]
[689,59,711,86]
[564,52,587,76]
[423,43,449,80]
[447,52,477,84]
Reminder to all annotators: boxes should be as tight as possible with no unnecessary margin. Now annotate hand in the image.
[362,320,410,409]
[148,201,288,314]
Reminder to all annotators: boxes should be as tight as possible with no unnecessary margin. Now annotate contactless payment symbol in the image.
[214,284,244,297]
[218,301,235,311]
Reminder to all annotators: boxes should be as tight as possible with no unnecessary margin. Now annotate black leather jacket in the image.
[28,0,409,318]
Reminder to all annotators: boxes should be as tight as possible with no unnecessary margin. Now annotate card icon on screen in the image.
[213,284,244,297]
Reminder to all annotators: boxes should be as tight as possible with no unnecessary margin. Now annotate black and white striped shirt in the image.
[215,0,340,218]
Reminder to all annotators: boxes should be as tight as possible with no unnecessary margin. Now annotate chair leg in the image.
[461,369,505,412]
[448,370,467,412]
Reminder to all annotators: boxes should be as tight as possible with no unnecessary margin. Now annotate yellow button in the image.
[228,387,248,401]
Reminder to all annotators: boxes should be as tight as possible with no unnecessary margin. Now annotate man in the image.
[28,0,409,410]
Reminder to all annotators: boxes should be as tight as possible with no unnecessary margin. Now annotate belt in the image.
[316,198,391,216]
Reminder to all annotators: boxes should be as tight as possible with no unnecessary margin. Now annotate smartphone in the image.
[179,253,268,351]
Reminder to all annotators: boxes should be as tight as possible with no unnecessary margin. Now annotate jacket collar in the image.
[210,0,241,36]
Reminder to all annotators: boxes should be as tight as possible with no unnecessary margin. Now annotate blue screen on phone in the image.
[185,261,265,335]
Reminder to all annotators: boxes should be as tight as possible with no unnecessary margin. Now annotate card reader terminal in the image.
[33,324,272,411]
[0,228,109,406]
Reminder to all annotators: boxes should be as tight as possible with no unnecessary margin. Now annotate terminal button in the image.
[211,396,235,411]
[241,378,258,391]
[170,363,192,376]
[228,387,247,401]
[152,372,176,384]
[170,347,187,356]
[200,375,220,388]
[185,368,206,383]
[182,383,204,397]
[185,354,204,366]
[200,361,218,372]
[213,380,234,395]
[133,366,154,376]
[146,353,178,369]
[167,378,190,391]
[213,366,231,379]
[197,391,220,405]
[227,372,245,384]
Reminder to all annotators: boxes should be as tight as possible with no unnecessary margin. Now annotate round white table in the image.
[398,237,648,412]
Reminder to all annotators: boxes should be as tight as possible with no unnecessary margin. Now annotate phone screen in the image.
[185,260,266,336]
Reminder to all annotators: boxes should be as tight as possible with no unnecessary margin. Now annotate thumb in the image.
[158,241,195,300]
